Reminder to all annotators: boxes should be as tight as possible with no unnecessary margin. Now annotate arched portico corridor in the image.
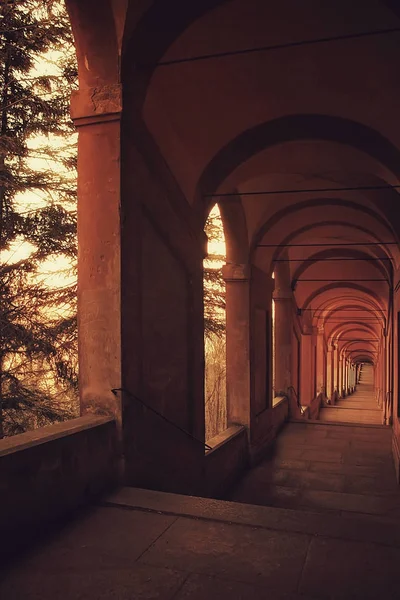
[3,1,400,598]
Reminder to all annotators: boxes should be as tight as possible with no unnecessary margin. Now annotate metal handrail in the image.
[287,385,307,415]
[287,385,300,408]
[111,387,212,450]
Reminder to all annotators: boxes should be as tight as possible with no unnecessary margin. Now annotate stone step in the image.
[231,483,400,520]
[239,465,399,496]
[318,409,382,425]
[104,486,400,549]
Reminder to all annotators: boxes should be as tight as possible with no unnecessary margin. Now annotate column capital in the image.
[70,84,122,127]
[222,263,250,282]
[273,287,293,300]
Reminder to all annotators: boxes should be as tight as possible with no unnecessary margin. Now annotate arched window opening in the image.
[203,205,227,441]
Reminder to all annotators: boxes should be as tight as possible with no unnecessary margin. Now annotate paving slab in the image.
[300,489,392,516]
[300,448,343,463]
[0,564,184,600]
[343,474,400,496]
[3,487,400,600]
[299,537,400,599]
[174,573,324,600]
[8,506,176,572]
[138,517,310,592]
[343,451,391,468]
[307,461,385,477]
[272,458,311,471]
[269,469,346,493]
[229,421,400,524]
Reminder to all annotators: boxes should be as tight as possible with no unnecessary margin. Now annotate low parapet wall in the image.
[205,425,248,498]
[393,418,400,484]
[0,415,118,558]
[250,398,289,464]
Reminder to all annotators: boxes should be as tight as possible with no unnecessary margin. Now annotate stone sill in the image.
[272,395,287,408]
[0,414,115,458]
[205,424,246,454]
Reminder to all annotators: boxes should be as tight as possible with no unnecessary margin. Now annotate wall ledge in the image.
[0,415,114,458]
[272,396,287,408]
[206,425,246,454]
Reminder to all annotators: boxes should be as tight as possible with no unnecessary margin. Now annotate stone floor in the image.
[3,486,400,600]
[3,412,400,600]
[229,421,400,519]
[319,366,381,425]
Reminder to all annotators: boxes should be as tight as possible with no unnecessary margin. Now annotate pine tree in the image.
[0,0,78,437]
[203,206,226,338]
[203,205,227,439]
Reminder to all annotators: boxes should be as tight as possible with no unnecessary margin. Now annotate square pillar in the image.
[316,327,326,397]
[71,85,123,425]
[223,264,251,426]
[333,345,339,399]
[300,329,313,407]
[272,290,294,394]
[326,346,334,401]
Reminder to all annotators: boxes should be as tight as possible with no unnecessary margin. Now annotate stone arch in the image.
[122,0,229,106]
[302,283,384,312]
[271,220,395,269]
[251,197,397,261]
[196,114,400,202]
[291,248,390,285]
[329,323,379,343]
[315,301,386,327]
[217,197,249,264]
[65,0,119,87]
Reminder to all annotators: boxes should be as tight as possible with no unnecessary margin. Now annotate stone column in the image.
[316,326,326,397]
[344,356,349,397]
[272,287,294,395]
[386,333,392,424]
[376,356,382,406]
[382,336,388,423]
[326,346,334,401]
[71,85,122,425]
[300,328,313,407]
[333,344,339,400]
[222,263,251,426]
[339,354,345,397]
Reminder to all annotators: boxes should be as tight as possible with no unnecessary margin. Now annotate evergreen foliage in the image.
[203,205,227,440]
[0,0,78,437]
[204,207,226,339]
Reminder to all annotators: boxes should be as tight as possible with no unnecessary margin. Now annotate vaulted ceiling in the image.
[121,0,400,364]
